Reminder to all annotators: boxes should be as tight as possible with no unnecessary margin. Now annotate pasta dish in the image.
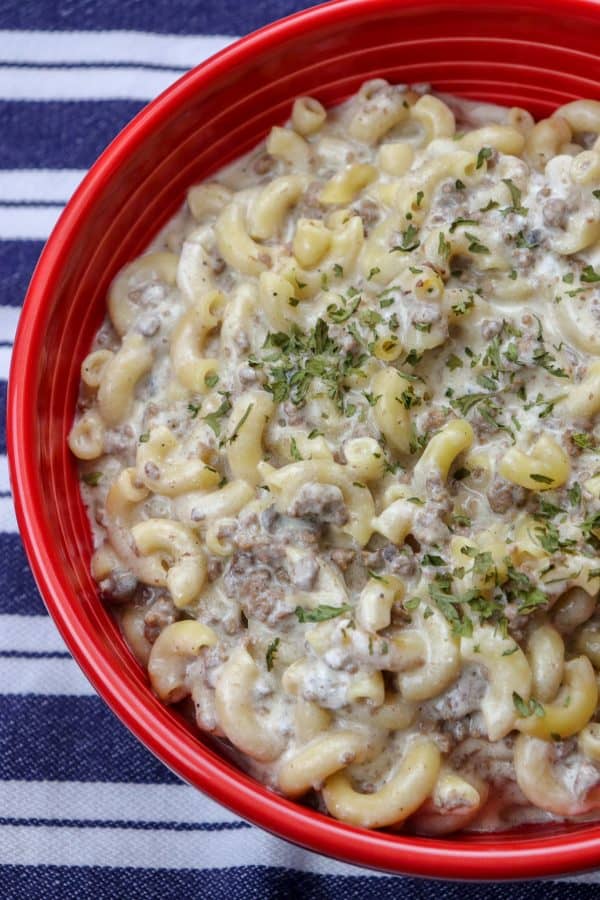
[69,81,600,833]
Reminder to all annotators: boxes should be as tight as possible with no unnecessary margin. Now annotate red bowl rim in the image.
[8,0,600,880]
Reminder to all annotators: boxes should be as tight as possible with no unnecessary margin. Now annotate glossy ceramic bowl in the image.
[9,0,600,880]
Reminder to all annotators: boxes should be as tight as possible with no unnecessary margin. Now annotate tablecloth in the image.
[1,1,600,897]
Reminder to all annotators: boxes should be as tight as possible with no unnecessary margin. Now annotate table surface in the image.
[1,1,600,897]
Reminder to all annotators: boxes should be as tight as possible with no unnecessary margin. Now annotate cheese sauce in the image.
[70,82,600,833]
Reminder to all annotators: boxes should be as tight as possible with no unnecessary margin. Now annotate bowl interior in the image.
[10,0,600,880]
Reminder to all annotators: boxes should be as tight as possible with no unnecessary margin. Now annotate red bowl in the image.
[8,0,600,880]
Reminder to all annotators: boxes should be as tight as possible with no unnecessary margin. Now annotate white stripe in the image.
[0,800,594,882]
[0,306,20,342]
[0,170,84,203]
[0,345,12,377]
[0,497,17,532]
[0,204,62,240]
[0,655,94,695]
[0,614,63,654]
[0,31,234,68]
[0,780,238,826]
[0,455,10,493]
[559,873,600,884]
[0,817,375,877]
[0,791,595,884]
[0,67,186,101]
[0,708,595,884]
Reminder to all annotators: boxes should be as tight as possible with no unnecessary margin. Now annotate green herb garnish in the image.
[82,471,102,486]
[266,638,280,671]
[464,232,490,254]
[295,604,353,623]
[438,232,451,258]
[392,223,420,252]
[449,218,479,234]
[476,146,493,168]
[530,473,554,485]
[581,265,600,284]
[515,230,539,250]
[203,395,232,436]
[501,178,528,215]
[422,553,445,567]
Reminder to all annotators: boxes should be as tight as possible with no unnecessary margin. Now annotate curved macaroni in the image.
[278,730,370,797]
[214,646,285,762]
[97,333,153,427]
[148,620,217,702]
[498,434,570,491]
[72,81,600,836]
[322,740,441,828]
[131,518,207,609]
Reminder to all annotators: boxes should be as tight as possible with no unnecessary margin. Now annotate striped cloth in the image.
[1,2,599,897]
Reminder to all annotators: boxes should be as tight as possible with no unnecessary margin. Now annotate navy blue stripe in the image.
[0,101,143,168]
[0,61,188,72]
[0,534,46,616]
[0,383,8,457]
[0,650,71,659]
[0,1,320,35]
[0,241,43,307]
[0,694,180,783]
[0,201,64,208]
[0,865,597,900]
[0,816,248,832]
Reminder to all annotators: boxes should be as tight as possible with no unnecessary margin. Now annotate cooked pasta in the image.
[70,80,600,834]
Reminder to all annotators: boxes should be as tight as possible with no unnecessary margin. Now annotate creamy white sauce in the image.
[70,82,600,834]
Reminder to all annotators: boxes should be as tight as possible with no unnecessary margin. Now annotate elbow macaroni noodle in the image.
[70,82,600,834]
